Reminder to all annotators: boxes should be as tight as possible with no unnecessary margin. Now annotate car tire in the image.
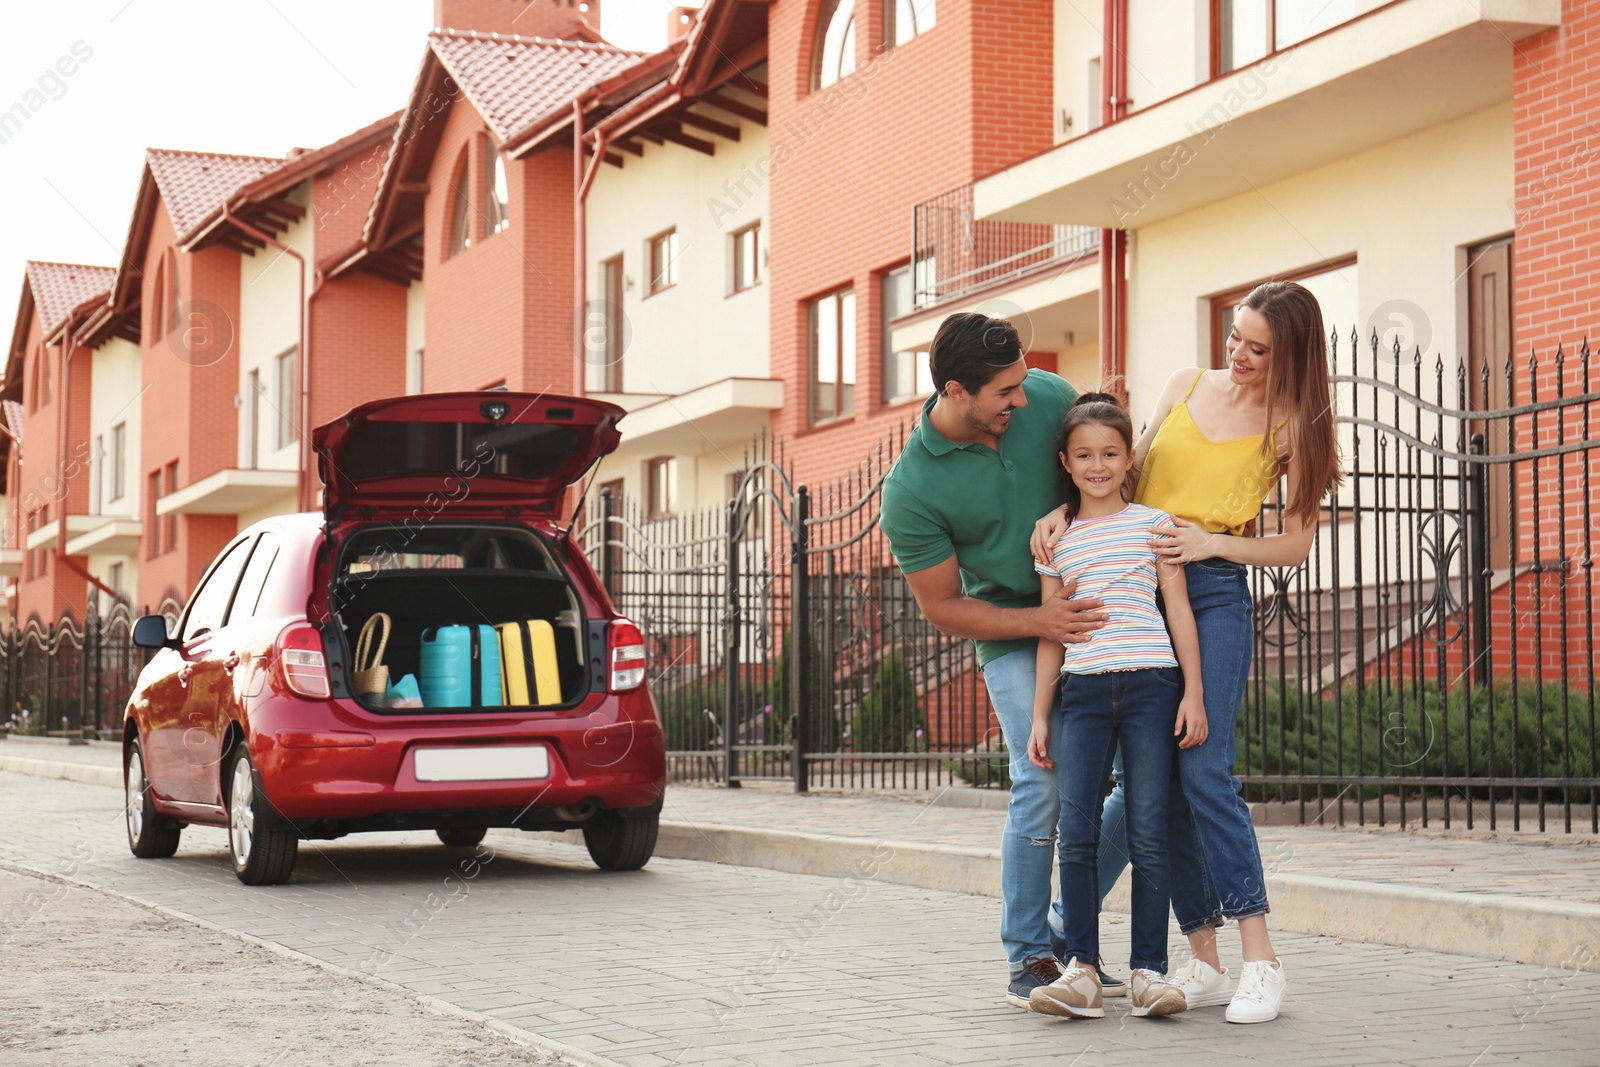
[125,738,181,859]
[226,744,298,885]
[436,826,487,848]
[583,810,659,871]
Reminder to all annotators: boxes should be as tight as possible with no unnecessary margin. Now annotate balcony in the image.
[156,468,299,516]
[25,515,101,554]
[975,0,1560,228]
[890,181,1100,353]
[0,549,21,578]
[612,377,783,456]
[64,515,143,557]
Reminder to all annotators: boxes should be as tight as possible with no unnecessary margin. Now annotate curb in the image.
[6,754,1595,970]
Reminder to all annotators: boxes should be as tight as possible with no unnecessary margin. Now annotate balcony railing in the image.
[911,181,1099,310]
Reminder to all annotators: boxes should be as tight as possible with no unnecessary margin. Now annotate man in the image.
[878,312,1108,1011]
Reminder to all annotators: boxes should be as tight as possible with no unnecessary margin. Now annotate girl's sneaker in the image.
[1129,969,1188,1017]
[1028,956,1105,1018]
[1171,957,1233,1007]
[1225,960,1287,1024]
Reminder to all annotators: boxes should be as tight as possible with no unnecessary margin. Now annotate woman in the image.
[1032,280,1341,1023]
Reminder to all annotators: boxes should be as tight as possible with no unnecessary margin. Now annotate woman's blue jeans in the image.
[1052,667,1178,973]
[1090,559,1271,934]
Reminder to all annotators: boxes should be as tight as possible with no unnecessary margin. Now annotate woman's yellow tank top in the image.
[1135,370,1290,536]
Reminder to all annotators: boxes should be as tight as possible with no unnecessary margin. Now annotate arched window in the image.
[812,0,856,91]
[150,256,166,341]
[448,146,472,257]
[164,248,180,335]
[888,0,935,47]
[483,136,509,236]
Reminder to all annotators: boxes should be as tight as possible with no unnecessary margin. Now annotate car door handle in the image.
[223,653,241,672]
[179,666,193,687]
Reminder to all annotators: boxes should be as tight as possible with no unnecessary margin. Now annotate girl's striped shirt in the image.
[1035,502,1179,675]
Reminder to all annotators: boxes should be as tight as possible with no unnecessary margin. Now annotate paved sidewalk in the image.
[3,768,1599,1067]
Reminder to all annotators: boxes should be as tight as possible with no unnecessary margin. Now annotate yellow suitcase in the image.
[498,619,561,705]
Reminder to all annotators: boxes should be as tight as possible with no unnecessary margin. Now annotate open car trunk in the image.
[329,524,588,711]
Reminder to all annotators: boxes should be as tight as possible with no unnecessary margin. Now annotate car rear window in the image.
[339,422,579,481]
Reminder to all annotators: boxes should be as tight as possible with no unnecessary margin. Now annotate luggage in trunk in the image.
[420,624,504,708]
[499,620,561,706]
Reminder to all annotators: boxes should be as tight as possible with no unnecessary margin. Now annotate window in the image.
[483,137,509,236]
[727,469,764,538]
[810,287,856,423]
[110,422,126,502]
[600,255,624,391]
[1209,259,1356,369]
[180,536,252,643]
[146,471,161,558]
[887,0,935,48]
[245,369,260,468]
[226,532,280,626]
[275,348,297,450]
[731,223,761,294]
[813,0,856,90]
[645,457,676,520]
[163,462,179,553]
[107,562,124,605]
[1213,0,1355,75]
[648,229,679,295]
[882,266,933,403]
[448,147,472,257]
[165,248,181,336]
[150,257,166,341]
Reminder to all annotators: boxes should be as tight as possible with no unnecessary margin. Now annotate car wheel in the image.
[226,744,298,885]
[436,827,487,848]
[125,738,181,858]
[583,810,659,871]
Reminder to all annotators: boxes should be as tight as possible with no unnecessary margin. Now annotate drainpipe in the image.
[222,203,316,513]
[574,96,609,399]
[1099,0,1129,391]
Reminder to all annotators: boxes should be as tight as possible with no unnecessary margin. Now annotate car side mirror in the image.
[132,615,175,650]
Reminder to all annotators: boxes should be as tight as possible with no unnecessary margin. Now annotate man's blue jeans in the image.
[1051,667,1178,974]
[1087,560,1271,934]
[980,648,1058,975]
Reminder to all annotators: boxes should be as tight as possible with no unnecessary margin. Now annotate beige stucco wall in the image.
[1124,101,1512,422]
[88,337,142,519]
[406,279,425,393]
[237,183,312,472]
[583,114,770,398]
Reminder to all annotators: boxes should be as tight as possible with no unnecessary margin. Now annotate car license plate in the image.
[413,745,550,782]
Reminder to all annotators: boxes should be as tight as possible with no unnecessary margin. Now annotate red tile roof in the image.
[25,261,115,337]
[429,31,644,145]
[145,149,282,238]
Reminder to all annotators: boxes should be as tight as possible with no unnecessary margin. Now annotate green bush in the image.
[769,629,840,752]
[851,646,928,753]
[1235,678,1597,802]
[655,678,773,752]
[944,736,1014,789]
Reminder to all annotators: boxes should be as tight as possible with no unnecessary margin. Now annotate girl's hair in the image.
[1055,390,1135,523]
[1239,280,1344,524]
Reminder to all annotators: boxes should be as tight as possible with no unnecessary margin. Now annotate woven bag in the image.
[353,613,392,696]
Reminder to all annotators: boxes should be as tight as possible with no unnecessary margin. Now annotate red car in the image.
[122,392,665,884]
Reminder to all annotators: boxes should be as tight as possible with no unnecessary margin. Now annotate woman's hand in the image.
[1030,506,1071,565]
[1149,517,1218,566]
[1027,718,1055,769]
[1175,693,1209,749]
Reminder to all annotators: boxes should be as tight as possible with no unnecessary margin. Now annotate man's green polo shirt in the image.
[879,368,1078,667]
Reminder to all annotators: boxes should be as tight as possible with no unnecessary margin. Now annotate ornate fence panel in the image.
[1241,331,1599,832]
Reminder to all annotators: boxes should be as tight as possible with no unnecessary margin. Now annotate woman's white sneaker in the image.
[1225,960,1287,1024]
[1171,958,1233,1008]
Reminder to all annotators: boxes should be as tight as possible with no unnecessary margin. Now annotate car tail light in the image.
[608,620,646,692]
[276,623,332,699]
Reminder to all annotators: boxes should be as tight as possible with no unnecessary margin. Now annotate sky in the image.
[0,0,697,303]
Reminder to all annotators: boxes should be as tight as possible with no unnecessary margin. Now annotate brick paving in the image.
[2,768,1598,1067]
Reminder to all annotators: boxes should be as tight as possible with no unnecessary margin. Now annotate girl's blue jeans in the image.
[1051,666,1179,973]
[1086,558,1272,934]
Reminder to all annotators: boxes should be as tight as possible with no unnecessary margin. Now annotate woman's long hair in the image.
[1054,390,1136,525]
[1241,281,1343,524]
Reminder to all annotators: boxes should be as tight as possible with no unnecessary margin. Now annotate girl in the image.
[1025,392,1208,1020]
[1031,281,1343,1024]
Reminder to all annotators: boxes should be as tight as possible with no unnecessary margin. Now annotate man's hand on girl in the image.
[1027,721,1055,769]
[1149,517,1218,567]
[1175,695,1209,749]
[1038,578,1108,644]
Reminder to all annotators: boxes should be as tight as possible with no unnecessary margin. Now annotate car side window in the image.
[226,532,281,627]
[180,537,254,643]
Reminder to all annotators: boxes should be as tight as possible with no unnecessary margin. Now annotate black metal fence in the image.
[584,333,1600,832]
[0,601,179,741]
